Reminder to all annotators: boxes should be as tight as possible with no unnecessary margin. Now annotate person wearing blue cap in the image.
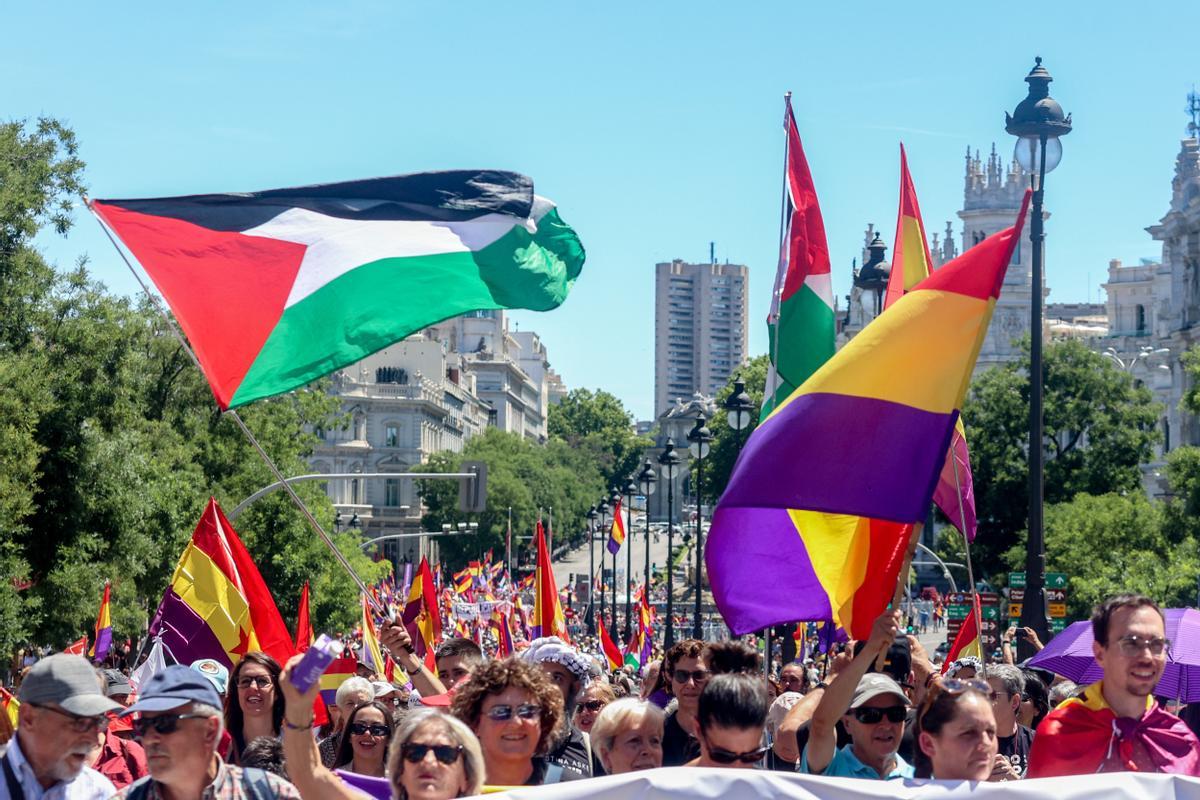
[116,666,299,800]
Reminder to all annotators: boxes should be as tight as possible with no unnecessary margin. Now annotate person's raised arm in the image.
[279,655,360,800]
[380,621,446,697]
[805,611,901,775]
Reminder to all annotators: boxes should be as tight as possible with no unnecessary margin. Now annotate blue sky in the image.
[7,2,1196,420]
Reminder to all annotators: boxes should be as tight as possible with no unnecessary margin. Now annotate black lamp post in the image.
[687,415,713,640]
[853,234,891,319]
[598,499,610,632]
[724,375,755,450]
[1006,56,1071,651]
[586,505,598,636]
[610,489,621,634]
[658,439,681,648]
[637,460,657,602]
[623,479,637,641]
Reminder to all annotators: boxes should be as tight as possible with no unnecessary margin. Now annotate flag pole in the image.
[85,199,389,619]
[876,521,923,670]
[951,447,987,679]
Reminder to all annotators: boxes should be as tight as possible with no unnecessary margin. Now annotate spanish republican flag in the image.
[530,522,568,641]
[940,593,981,674]
[148,498,294,669]
[88,581,113,663]
[598,618,623,672]
[402,557,442,665]
[607,499,626,555]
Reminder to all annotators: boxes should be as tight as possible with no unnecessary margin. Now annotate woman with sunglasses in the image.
[691,673,769,769]
[590,698,664,774]
[915,677,999,781]
[449,657,565,787]
[280,656,485,800]
[333,701,393,777]
[573,682,615,735]
[225,652,284,763]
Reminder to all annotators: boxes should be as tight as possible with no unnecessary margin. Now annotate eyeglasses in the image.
[402,742,464,765]
[131,713,208,738]
[348,722,391,737]
[236,676,274,689]
[484,703,541,721]
[702,737,768,764]
[577,699,607,713]
[672,669,710,685]
[852,705,907,724]
[918,678,993,725]
[31,704,109,733]
[1113,635,1171,657]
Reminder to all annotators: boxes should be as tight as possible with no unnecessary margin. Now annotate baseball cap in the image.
[121,665,222,716]
[852,636,912,684]
[849,673,911,710]
[18,654,121,717]
[102,669,133,698]
[371,681,397,697]
[190,659,230,695]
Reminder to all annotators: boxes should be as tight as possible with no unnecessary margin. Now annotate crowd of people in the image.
[3,592,1199,800]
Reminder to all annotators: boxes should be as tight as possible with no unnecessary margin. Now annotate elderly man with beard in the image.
[2,654,121,800]
[519,638,593,779]
[117,666,300,800]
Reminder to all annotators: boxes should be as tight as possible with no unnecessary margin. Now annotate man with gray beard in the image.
[2,654,121,800]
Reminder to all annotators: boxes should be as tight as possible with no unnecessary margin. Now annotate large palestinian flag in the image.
[91,170,585,409]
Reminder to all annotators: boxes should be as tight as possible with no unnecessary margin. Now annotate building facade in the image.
[654,259,749,417]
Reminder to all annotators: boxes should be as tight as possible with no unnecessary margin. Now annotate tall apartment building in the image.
[654,259,749,416]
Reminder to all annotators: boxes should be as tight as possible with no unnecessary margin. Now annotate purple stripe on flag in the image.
[607,537,620,555]
[93,628,113,664]
[723,393,957,524]
[148,587,233,668]
[705,506,834,636]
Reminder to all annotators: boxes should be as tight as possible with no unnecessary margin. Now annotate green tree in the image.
[702,354,769,504]
[1004,493,1199,618]
[548,389,650,490]
[963,338,1160,577]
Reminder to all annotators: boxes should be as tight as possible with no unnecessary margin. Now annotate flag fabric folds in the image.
[607,499,626,555]
[89,581,113,663]
[762,95,835,419]
[886,144,978,541]
[0,688,18,731]
[148,497,295,669]
[707,194,1029,636]
[623,590,654,670]
[295,581,313,652]
[941,594,982,673]
[598,618,623,672]
[361,594,388,677]
[319,656,360,705]
[402,557,442,663]
[64,636,88,656]
[90,171,586,410]
[530,522,568,640]
[130,637,168,693]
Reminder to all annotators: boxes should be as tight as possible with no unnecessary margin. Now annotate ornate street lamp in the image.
[1006,56,1071,650]
[598,499,610,632]
[623,479,638,641]
[637,460,657,607]
[658,439,681,648]
[610,489,621,634]
[586,505,598,635]
[853,234,891,319]
[688,415,713,640]
[724,375,755,450]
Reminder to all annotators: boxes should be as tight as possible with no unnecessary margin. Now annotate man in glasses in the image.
[3,653,120,800]
[116,665,300,800]
[802,610,915,780]
[1028,593,1200,777]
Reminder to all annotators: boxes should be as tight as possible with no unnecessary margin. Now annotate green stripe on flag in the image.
[762,283,835,417]
[230,208,583,407]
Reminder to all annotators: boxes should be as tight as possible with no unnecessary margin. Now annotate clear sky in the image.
[7,2,1196,420]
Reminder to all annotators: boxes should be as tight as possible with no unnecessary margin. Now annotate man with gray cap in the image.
[2,653,121,800]
[520,637,593,779]
[117,665,298,800]
[802,610,915,780]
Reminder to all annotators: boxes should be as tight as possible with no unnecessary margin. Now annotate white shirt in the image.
[0,734,116,800]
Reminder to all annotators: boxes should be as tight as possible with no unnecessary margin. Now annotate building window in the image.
[1136,304,1147,333]
[385,424,399,448]
[385,479,400,507]
[350,478,360,504]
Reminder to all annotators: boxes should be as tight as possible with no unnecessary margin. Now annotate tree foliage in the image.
[0,118,385,657]
[963,338,1160,577]
[547,388,650,491]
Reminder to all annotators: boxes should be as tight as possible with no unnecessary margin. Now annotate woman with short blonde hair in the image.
[590,698,665,775]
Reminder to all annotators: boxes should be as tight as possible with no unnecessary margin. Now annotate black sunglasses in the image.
[402,742,464,765]
[131,713,208,738]
[577,699,607,713]
[349,722,391,737]
[485,703,541,721]
[852,705,907,724]
[32,704,109,734]
[672,669,711,685]
[704,739,768,764]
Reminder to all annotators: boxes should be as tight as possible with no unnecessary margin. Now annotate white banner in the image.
[486,766,1200,799]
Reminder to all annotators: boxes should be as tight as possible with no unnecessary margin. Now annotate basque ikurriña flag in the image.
[90,171,585,410]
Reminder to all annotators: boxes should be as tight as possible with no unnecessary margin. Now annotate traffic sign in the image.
[981,606,999,620]
[1046,589,1067,603]
[948,604,970,618]
[1010,572,1026,588]
[981,620,998,633]
[1009,588,1025,602]
[1009,603,1023,618]
[1047,573,1068,589]
[1048,602,1068,618]
[1050,618,1069,633]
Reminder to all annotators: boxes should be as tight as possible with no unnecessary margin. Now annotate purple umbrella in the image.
[1027,607,1200,701]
